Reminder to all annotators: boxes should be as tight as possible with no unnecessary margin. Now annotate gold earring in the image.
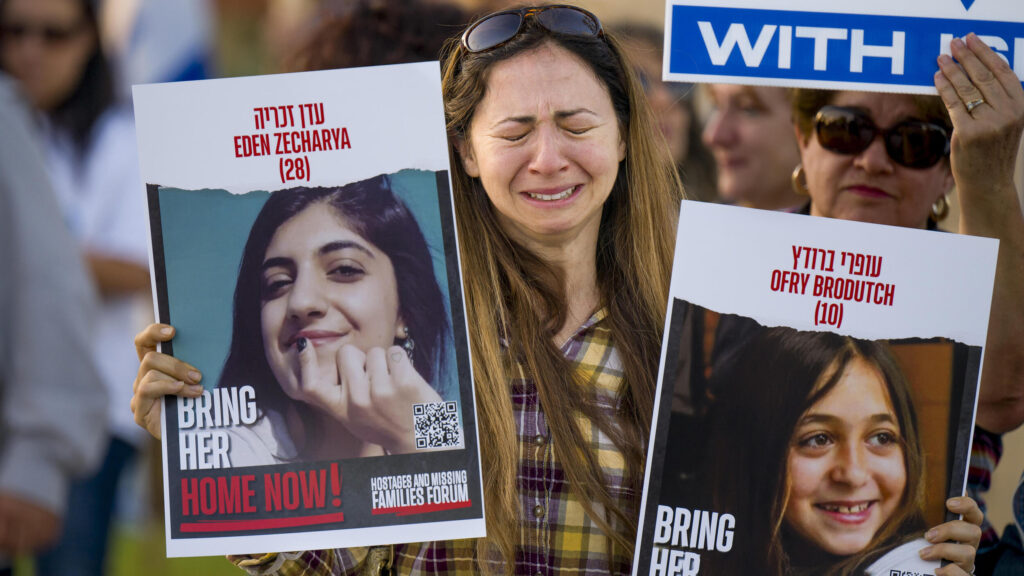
[791,164,809,195]
[930,195,949,222]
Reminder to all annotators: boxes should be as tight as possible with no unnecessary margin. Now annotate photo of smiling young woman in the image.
[152,170,463,467]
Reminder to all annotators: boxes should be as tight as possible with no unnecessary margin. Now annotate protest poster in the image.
[663,0,1024,93]
[133,63,484,557]
[632,201,998,576]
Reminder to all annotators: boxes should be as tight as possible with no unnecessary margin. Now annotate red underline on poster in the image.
[179,512,345,533]
[372,500,472,517]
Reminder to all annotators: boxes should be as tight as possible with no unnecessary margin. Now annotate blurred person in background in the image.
[0,0,151,574]
[703,84,804,210]
[971,422,1024,574]
[0,71,106,576]
[614,23,717,202]
[100,0,213,92]
[281,0,467,72]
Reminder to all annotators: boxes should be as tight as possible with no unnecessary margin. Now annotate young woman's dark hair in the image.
[699,326,926,575]
[0,0,114,155]
[218,174,450,414]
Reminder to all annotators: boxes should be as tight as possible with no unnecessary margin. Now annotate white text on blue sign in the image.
[666,5,1024,93]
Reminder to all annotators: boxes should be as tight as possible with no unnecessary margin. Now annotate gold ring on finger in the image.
[965,98,986,113]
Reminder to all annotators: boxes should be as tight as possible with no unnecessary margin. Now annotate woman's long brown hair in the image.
[440,13,683,572]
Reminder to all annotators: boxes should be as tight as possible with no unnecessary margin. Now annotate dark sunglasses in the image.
[461,5,603,53]
[814,106,950,169]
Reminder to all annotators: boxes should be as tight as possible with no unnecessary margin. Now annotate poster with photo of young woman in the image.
[633,201,997,576]
[134,63,482,557]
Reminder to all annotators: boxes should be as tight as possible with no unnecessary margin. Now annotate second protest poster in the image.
[134,63,483,557]
[633,201,997,576]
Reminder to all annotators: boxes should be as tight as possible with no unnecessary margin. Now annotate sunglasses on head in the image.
[461,5,603,53]
[814,106,950,169]
[0,20,87,45]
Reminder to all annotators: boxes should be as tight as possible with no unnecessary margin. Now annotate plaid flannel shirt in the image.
[234,308,635,575]
[967,426,1003,553]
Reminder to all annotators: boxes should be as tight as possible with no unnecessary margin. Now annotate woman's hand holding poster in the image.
[633,201,997,576]
[133,63,483,557]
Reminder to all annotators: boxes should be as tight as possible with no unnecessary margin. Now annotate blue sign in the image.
[665,3,1024,93]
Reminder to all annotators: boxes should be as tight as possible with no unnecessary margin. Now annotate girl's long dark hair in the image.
[218,175,450,413]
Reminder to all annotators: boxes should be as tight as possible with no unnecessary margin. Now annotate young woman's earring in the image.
[791,164,809,195]
[400,326,416,365]
[930,194,949,222]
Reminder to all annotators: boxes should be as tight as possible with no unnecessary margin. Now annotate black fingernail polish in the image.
[297,337,307,352]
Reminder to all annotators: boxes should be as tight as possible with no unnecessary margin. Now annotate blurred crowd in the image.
[0,0,1021,575]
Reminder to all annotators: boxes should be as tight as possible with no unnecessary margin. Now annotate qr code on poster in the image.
[413,401,461,449]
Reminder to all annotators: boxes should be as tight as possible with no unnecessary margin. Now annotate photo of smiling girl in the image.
[156,172,460,467]
[696,326,971,575]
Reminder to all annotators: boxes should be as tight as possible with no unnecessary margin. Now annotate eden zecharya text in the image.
[177,385,257,470]
[649,505,735,576]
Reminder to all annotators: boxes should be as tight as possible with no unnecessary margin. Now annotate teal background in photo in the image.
[157,169,456,399]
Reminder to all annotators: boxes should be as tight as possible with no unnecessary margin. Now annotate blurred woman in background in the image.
[703,83,804,211]
[615,22,717,203]
[0,0,150,574]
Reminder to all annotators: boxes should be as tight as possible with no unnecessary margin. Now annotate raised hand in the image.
[935,33,1024,203]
